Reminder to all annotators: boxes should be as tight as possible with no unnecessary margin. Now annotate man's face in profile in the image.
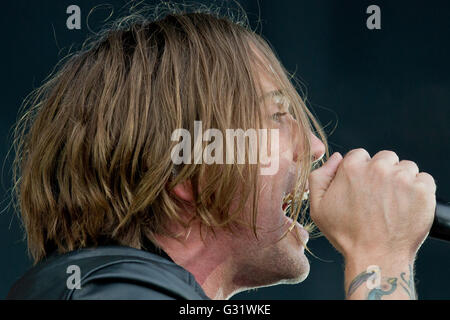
[228,67,325,289]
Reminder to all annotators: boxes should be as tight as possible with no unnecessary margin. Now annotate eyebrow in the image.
[258,89,285,102]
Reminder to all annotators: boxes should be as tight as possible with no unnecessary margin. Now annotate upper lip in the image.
[291,181,310,196]
[284,170,310,199]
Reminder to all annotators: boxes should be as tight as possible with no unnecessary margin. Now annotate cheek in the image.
[256,174,289,230]
[278,127,294,160]
[250,128,295,235]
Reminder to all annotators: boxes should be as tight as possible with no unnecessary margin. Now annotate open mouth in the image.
[281,189,310,215]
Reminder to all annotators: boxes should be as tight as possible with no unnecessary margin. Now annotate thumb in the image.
[309,152,343,204]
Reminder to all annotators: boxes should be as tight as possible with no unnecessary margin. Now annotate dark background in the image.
[1,0,449,299]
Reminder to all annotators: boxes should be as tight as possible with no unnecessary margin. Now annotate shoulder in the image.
[7,246,209,300]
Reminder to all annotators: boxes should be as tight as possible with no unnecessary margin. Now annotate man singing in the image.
[8,7,435,300]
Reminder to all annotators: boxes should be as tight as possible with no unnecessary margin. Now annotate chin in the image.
[254,232,311,288]
[272,214,311,282]
[233,233,311,290]
[234,208,311,289]
[275,232,311,285]
[275,187,311,284]
[277,253,310,285]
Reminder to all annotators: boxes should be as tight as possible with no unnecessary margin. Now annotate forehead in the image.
[258,65,279,94]
[248,42,291,110]
[248,41,281,95]
[255,64,288,108]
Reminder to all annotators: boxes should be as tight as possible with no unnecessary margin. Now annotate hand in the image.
[308,149,436,261]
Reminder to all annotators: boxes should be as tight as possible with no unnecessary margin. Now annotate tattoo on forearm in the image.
[347,271,374,297]
[346,264,416,300]
[399,264,416,299]
[367,277,397,300]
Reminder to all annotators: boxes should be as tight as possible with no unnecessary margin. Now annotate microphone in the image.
[430,199,450,242]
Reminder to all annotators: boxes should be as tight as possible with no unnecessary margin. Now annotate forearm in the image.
[344,254,416,300]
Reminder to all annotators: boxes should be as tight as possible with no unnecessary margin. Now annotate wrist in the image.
[343,247,416,268]
[343,252,417,300]
[344,254,414,280]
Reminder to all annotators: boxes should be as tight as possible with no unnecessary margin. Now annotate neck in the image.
[153,223,239,299]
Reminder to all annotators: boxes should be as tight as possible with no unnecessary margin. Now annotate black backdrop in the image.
[1,0,449,299]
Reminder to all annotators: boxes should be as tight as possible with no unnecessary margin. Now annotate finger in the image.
[398,160,419,176]
[344,148,371,163]
[309,152,343,203]
[372,150,399,165]
[416,172,437,194]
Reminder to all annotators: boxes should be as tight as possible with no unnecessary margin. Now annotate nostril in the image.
[312,152,324,163]
[310,132,325,162]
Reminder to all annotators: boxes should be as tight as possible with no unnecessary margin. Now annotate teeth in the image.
[281,190,309,215]
[302,190,310,201]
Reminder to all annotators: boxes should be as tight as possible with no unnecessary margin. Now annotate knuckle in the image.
[394,169,412,186]
[375,150,396,158]
[400,160,419,170]
[416,172,437,190]
[353,148,369,156]
[412,183,435,205]
[418,171,435,182]
[374,150,399,162]
[343,148,369,171]
[342,156,360,172]
[347,148,369,158]
[355,147,368,154]
[400,159,416,166]
[414,181,430,194]
[370,158,390,175]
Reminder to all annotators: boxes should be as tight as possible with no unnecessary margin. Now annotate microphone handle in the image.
[430,199,450,242]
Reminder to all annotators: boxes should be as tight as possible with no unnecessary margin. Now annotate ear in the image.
[172,179,194,203]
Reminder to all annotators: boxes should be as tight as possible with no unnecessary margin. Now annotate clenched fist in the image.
[309,149,436,262]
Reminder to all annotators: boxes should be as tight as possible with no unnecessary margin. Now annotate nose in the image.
[292,130,325,163]
[310,132,325,162]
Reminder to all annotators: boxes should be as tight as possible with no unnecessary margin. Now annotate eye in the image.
[272,112,287,122]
